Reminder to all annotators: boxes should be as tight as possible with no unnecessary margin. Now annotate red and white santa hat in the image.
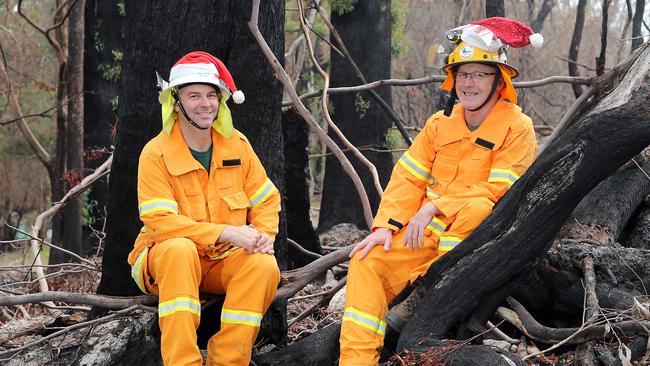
[160,51,245,104]
[468,17,543,49]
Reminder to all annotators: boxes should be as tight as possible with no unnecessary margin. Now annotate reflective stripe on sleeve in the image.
[158,296,201,318]
[487,168,520,186]
[397,152,434,184]
[426,217,448,237]
[221,308,263,327]
[426,187,440,199]
[248,178,277,208]
[439,236,463,251]
[342,307,387,336]
[139,198,179,217]
[130,247,149,294]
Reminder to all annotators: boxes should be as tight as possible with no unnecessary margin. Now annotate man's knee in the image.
[461,197,494,222]
[247,254,281,286]
[153,237,200,267]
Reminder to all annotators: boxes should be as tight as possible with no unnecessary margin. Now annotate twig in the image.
[288,277,346,326]
[6,225,97,267]
[249,0,373,227]
[287,238,321,259]
[0,105,57,125]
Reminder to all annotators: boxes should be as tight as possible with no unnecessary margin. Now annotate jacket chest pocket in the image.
[177,174,208,221]
[463,148,492,185]
[432,140,460,183]
[219,190,249,225]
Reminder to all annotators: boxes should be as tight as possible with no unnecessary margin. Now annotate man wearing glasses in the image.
[339,18,543,365]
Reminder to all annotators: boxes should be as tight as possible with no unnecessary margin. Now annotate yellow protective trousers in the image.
[339,197,493,365]
[143,237,280,366]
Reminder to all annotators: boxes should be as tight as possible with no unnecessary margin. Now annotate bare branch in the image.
[249,0,373,227]
[288,277,346,326]
[0,41,52,167]
[313,2,412,146]
[0,292,157,309]
[283,75,591,107]
[297,0,384,200]
[0,105,57,126]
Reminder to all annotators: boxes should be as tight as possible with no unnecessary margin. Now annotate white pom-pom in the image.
[232,90,245,104]
[529,33,544,48]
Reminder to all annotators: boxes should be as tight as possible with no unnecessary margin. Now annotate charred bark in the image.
[559,157,650,243]
[282,109,322,269]
[568,0,587,98]
[318,0,393,231]
[624,198,650,249]
[396,43,650,351]
[83,0,124,255]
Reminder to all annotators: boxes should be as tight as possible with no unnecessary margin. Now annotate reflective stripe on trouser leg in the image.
[202,249,280,366]
[148,238,202,366]
[339,228,439,365]
[439,197,494,253]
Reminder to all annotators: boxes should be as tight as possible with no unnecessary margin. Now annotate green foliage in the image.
[82,189,98,227]
[110,95,119,112]
[331,0,358,15]
[354,92,369,118]
[385,128,406,150]
[94,31,104,52]
[97,49,123,82]
[117,0,126,17]
[391,0,409,59]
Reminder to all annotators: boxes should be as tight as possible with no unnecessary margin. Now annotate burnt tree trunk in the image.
[318,0,393,231]
[52,0,85,264]
[397,43,650,350]
[631,0,646,51]
[558,156,650,243]
[82,0,124,255]
[568,0,587,98]
[283,109,322,269]
[95,0,287,347]
[485,0,505,17]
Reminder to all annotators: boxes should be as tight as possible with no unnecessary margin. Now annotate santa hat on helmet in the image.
[440,17,543,115]
[157,51,244,137]
[160,51,245,104]
[469,17,543,49]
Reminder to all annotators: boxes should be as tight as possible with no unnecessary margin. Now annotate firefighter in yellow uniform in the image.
[339,18,543,365]
[127,51,281,366]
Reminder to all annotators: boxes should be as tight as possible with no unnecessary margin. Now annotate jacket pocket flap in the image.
[222,191,250,210]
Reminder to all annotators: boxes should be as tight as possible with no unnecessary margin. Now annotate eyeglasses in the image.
[455,71,496,81]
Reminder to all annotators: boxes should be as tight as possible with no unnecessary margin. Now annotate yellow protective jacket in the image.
[128,122,280,267]
[373,99,537,231]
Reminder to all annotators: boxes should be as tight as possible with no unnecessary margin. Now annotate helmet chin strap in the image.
[466,73,501,112]
[171,90,210,130]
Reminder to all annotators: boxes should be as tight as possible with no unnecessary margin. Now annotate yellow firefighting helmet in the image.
[440,17,543,106]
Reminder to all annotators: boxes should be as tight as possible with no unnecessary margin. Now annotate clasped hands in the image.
[219,224,274,255]
[350,202,440,260]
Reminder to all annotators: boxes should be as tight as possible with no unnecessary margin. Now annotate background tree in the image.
[317,0,394,231]
[82,0,125,254]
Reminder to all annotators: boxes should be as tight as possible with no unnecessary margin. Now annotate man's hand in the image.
[349,228,393,260]
[404,203,440,251]
[251,225,275,255]
[218,225,261,253]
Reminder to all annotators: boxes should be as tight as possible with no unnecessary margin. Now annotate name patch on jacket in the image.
[222,159,241,167]
[474,138,495,150]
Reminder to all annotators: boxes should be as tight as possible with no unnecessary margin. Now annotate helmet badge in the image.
[459,44,474,59]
